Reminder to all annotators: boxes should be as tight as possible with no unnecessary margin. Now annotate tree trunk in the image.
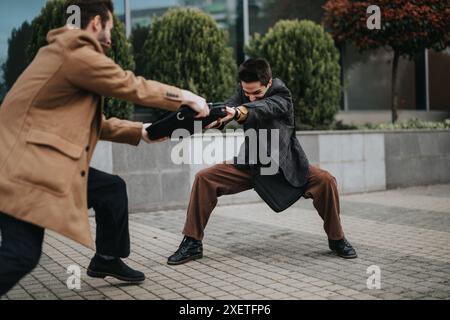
[391,50,400,123]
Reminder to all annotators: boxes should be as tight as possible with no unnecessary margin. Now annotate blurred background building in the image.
[0,0,449,123]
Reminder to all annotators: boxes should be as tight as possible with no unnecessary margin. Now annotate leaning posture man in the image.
[0,0,209,295]
[167,58,357,265]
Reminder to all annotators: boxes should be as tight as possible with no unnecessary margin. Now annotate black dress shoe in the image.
[87,255,145,283]
[328,238,358,259]
[167,236,203,265]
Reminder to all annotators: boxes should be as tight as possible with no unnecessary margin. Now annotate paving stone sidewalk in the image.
[3,184,450,300]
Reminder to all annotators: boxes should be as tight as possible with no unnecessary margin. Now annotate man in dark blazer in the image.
[167,58,357,265]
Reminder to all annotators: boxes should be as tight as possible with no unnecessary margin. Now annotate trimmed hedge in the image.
[140,8,237,121]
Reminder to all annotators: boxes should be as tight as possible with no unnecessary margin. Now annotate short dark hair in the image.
[64,0,114,29]
[238,58,272,86]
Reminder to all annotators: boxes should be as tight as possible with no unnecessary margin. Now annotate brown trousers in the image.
[183,164,345,241]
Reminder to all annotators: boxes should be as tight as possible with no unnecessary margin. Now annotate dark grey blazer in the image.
[225,78,310,187]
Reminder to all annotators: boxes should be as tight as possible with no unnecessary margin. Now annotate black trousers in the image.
[0,168,130,296]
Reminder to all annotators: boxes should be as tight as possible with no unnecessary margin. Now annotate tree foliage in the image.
[323,0,450,122]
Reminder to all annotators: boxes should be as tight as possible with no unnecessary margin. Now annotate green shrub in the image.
[103,16,135,120]
[246,20,341,130]
[361,118,450,130]
[130,24,150,77]
[140,8,237,121]
[26,0,135,119]
[0,80,5,105]
[329,118,450,131]
[2,22,33,91]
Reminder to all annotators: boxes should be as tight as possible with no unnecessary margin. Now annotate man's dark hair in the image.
[238,58,272,86]
[64,0,114,29]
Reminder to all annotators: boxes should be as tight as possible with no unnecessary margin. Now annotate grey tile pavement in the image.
[3,184,450,300]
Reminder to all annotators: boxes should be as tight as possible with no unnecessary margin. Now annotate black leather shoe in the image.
[328,238,358,259]
[87,255,145,283]
[167,236,203,265]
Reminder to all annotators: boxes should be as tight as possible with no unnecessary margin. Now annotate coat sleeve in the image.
[242,87,293,124]
[224,86,244,108]
[63,47,183,112]
[99,115,143,146]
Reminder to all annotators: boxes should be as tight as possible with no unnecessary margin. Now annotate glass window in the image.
[343,45,416,111]
[248,0,327,36]
[429,48,450,111]
[114,0,125,21]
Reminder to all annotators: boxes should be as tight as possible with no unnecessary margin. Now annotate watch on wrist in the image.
[233,108,241,121]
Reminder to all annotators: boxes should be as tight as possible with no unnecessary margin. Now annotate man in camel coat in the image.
[0,0,209,295]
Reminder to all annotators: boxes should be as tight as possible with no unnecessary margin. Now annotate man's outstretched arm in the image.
[99,115,143,146]
[63,46,209,117]
[100,116,169,146]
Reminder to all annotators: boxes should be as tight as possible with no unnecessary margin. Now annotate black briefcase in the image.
[146,103,227,140]
[253,170,307,213]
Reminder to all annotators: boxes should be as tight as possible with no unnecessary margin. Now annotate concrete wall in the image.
[384,130,450,188]
[298,131,386,194]
[336,110,450,126]
[90,129,450,213]
[106,133,262,212]
[111,140,192,212]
